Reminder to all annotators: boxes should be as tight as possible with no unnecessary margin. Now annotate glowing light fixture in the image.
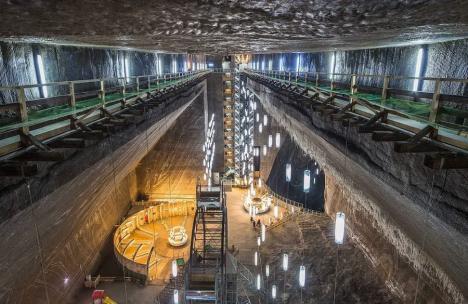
[268,135,273,147]
[274,205,279,218]
[263,145,267,156]
[173,290,179,304]
[413,47,424,92]
[259,124,263,133]
[299,265,306,287]
[256,113,259,122]
[263,114,268,126]
[335,212,345,244]
[36,54,48,98]
[172,260,178,278]
[265,264,270,277]
[256,274,261,290]
[282,253,288,271]
[257,236,261,247]
[286,163,292,182]
[272,285,277,299]
[64,277,69,285]
[304,170,311,193]
[275,132,281,148]
[254,251,259,266]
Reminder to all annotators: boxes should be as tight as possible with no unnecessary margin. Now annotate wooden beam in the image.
[424,154,468,169]
[362,110,387,127]
[19,132,51,151]
[0,163,38,177]
[48,138,86,149]
[371,131,410,142]
[394,142,446,153]
[407,125,437,144]
[358,125,389,133]
[14,150,66,162]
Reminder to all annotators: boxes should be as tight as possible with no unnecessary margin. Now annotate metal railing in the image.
[246,69,468,151]
[260,178,324,216]
[0,70,210,156]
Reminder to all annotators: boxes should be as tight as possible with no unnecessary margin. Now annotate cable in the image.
[27,180,51,304]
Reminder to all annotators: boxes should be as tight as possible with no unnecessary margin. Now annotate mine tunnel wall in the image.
[248,78,468,304]
[0,82,205,304]
[0,41,206,103]
[252,39,468,96]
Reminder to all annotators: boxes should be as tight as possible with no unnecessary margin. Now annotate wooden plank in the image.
[358,125,389,133]
[394,142,446,153]
[48,138,86,149]
[371,131,410,142]
[14,150,66,162]
[0,163,38,176]
[424,154,468,169]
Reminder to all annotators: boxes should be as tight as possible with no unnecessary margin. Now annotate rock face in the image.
[248,78,468,303]
[0,82,205,304]
[0,1,468,53]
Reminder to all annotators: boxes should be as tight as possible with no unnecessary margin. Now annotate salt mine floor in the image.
[74,188,400,303]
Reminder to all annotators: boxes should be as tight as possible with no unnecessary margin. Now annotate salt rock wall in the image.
[248,78,467,304]
[0,82,205,303]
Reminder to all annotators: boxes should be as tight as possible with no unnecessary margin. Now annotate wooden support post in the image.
[147,76,151,90]
[381,76,390,106]
[315,73,319,87]
[288,72,291,82]
[100,80,106,108]
[16,87,29,143]
[136,77,140,92]
[429,79,442,123]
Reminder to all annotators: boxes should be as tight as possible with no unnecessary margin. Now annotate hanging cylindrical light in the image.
[313,177,316,184]
[274,205,279,218]
[316,168,319,175]
[299,265,306,287]
[263,114,268,126]
[261,223,266,242]
[265,264,270,277]
[259,123,263,133]
[286,163,292,182]
[173,290,179,304]
[272,285,277,299]
[254,251,258,266]
[304,169,311,193]
[257,236,261,247]
[172,260,178,278]
[335,212,345,244]
[275,132,281,148]
[268,134,273,147]
[282,253,288,271]
[258,179,262,188]
[256,274,261,290]
[263,145,267,156]
[256,113,259,122]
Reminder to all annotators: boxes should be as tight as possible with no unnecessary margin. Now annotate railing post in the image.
[350,74,357,103]
[136,76,140,92]
[288,72,291,82]
[381,75,390,105]
[17,87,29,139]
[69,82,76,111]
[315,73,319,87]
[100,79,106,107]
[304,72,308,88]
[429,79,442,123]
[147,75,151,90]
[121,78,126,107]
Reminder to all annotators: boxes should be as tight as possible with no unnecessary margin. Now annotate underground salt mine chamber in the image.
[0,2,467,304]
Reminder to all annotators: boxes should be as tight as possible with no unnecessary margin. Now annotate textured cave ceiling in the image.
[1,0,468,54]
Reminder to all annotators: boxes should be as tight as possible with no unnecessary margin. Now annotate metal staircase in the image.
[185,182,227,303]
